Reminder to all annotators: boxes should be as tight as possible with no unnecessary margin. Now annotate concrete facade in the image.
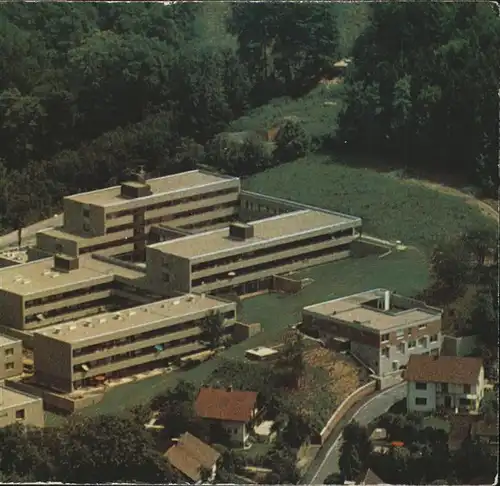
[0,335,23,380]
[0,385,44,428]
[147,209,361,296]
[33,294,236,393]
[30,171,241,261]
[302,289,443,377]
[0,254,163,334]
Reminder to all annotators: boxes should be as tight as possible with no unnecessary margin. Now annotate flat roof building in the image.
[30,170,240,262]
[0,254,161,334]
[302,289,443,377]
[33,293,236,393]
[147,209,361,296]
[0,385,44,428]
[0,334,23,380]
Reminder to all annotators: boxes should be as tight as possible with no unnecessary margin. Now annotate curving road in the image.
[0,214,63,250]
[304,382,406,485]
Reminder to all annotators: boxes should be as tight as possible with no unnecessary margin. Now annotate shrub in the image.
[274,118,311,163]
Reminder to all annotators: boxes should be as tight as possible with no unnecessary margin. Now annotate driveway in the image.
[0,214,63,250]
[303,382,406,485]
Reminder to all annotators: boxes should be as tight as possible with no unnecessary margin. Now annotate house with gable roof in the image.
[405,355,485,414]
[194,386,259,448]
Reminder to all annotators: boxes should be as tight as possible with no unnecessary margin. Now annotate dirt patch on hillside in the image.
[303,347,360,402]
[405,178,498,223]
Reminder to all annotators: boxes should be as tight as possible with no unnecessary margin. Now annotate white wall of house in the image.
[407,366,485,414]
[221,420,247,447]
[407,381,437,413]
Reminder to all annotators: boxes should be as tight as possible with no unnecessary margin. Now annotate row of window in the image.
[192,244,349,287]
[81,234,144,254]
[146,201,237,228]
[72,310,235,358]
[414,397,473,407]
[105,187,239,220]
[241,200,286,215]
[381,330,439,343]
[191,229,354,274]
[105,200,237,235]
[25,296,110,324]
[25,282,114,309]
[415,382,472,393]
[73,335,201,373]
[381,335,438,358]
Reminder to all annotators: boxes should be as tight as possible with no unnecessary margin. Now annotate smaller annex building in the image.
[0,385,44,428]
[405,355,485,414]
[194,387,259,448]
[302,289,443,377]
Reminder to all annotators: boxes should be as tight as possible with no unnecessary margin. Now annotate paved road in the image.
[0,214,63,250]
[304,382,406,485]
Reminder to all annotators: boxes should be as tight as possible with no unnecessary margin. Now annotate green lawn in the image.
[243,155,495,254]
[229,84,345,146]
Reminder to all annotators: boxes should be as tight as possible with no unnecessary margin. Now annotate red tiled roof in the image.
[194,387,258,423]
[165,432,220,482]
[405,355,483,385]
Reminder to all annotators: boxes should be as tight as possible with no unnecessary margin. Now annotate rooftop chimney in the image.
[120,167,152,199]
[229,222,254,241]
[226,385,233,393]
[384,290,391,311]
[53,255,79,273]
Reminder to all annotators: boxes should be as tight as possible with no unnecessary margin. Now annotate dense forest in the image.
[0,3,498,233]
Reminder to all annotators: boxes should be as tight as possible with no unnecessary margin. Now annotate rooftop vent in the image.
[229,222,254,241]
[99,318,107,324]
[173,300,180,305]
[120,180,152,199]
[69,325,77,330]
[53,255,79,273]
[129,311,137,317]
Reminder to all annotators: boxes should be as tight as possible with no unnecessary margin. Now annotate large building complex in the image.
[147,209,361,296]
[302,289,443,377]
[0,254,160,336]
[0,168,366,402]
[0,385,44,428]
[29,170,240,262]
[33,293,236,393]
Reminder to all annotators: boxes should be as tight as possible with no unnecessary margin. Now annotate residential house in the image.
[165,432,221,484]
[405,355,485,414]
[194,387,259,447]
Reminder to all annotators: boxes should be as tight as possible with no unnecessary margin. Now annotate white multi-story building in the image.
[405,355,485,414]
